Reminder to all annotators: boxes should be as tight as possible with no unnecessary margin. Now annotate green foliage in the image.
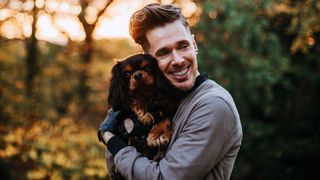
[284,0,320,53]
[194,0,320,179]
[1,118,107,179]
[195,0,289,118]
[0,38,140,179]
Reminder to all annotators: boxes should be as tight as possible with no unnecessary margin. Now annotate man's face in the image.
[145,21,199,91]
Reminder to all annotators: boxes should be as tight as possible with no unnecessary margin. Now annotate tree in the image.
[193,0,320,179]
[25,1,39,97]
[0,0,41,97]
[77,0,113,110]
[194,0,288,119]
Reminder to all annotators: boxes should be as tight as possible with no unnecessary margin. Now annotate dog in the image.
[107,53,183,160]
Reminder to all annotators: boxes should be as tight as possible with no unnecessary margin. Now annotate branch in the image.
[0,0,9,9]
[93,0,114,28]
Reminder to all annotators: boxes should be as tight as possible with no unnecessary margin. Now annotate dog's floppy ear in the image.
[108,61,129,111]
[151,56,174,94]
[152,57,185,99]
[144,54,171,93]
[155,68,177,95]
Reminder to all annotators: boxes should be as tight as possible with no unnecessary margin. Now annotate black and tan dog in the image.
[106,53,183,160]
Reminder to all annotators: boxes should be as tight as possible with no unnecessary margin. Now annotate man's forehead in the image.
[145,21,192,53]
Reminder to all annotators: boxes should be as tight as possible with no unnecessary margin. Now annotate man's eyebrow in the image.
[155,47,168,53]
[154,47,169,57]
[178,40,190,44]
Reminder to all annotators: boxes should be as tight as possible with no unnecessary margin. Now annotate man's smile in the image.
[170,66,190,77]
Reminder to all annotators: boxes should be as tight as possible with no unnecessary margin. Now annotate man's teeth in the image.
[173,68,188,76]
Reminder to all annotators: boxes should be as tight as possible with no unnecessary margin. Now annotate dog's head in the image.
[108,54,160,111]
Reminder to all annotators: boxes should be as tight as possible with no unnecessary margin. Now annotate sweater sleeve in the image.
[105,149,116,178]
[111,96,241,180]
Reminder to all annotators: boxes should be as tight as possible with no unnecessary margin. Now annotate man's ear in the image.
[192,34,198,53]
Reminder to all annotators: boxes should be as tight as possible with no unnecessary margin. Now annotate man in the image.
[99,3,242,180]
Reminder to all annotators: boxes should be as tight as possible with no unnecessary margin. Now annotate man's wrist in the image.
[100,131,128,156]
[107,136,128,156]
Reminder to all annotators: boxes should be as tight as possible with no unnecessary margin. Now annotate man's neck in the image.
[185,73,208,94]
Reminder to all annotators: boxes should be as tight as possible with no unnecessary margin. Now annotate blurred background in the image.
[0,0,319,179]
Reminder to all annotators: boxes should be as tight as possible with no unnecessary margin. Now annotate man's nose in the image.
[171,49,184,65]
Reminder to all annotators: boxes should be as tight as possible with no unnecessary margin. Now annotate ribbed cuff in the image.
[107,136,128,156]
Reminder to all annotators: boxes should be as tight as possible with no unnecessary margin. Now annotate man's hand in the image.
[103,131,115,143]
[103,118,133,144]
[99,109,120,133]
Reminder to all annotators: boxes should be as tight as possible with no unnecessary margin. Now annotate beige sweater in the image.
[105,79,243,180]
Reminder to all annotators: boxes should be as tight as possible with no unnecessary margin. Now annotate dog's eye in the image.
[143,65,151,72]
[124,72,131,78]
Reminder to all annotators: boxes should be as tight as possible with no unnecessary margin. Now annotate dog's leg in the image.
[132,107,154,125]
[139,112,154,125]
[147,118,172,147]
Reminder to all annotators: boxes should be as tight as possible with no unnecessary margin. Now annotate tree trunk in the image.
[78,35,93,106]
[25,4,38,97]
[77,0,113,111]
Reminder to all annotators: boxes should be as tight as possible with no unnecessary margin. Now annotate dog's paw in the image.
[147,123,172,147]
[147,133,171,147]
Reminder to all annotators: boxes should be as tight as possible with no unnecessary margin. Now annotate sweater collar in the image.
[184,73,208,95]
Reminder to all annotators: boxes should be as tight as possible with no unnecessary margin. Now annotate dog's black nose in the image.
[134,73,143,80]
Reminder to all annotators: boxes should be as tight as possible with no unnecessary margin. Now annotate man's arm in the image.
[108,97,242,180]
[105,149,116,178]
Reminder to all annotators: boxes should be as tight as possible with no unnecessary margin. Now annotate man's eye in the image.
[178,43,189,50]
[156,50,170,57]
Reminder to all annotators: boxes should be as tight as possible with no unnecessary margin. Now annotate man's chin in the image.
[166,74,194,90]
[172,82,193,91]
[166,71,199,93]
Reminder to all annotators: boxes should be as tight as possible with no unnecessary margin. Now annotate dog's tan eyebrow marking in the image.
[124,65,133,72]
[140,60,149,68]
